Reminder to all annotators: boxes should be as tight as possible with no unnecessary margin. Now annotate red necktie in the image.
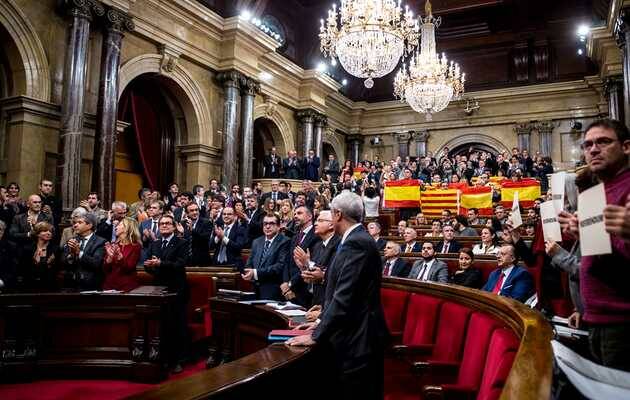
[383,261,391,276]
[492,272,505,294]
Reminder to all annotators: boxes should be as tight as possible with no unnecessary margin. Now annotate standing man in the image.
[288,191,388,399]
[241,213,290,300]
[96,201,128,242]
[182,202,212,266]
[9,194,54,250]
[283,150,302,179]
[260,180,287,204]
[264,147,282,178]
[139,201,163,263]
[61,213,106,290]
[304,149,321,182]
[323,154,340,183]
[210,207,247,269]
[38,179,62,227]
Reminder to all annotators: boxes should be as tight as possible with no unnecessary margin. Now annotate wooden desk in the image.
[0,291,176,383]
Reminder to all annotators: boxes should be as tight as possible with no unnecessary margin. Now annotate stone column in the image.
[413,130,430,157]
[313,114,327,161]
[604,75,624,121]
[346,135,363,165]
[238,75,259,186]
[537,121,555,157]
[514,123,532,153]
[615,10,630,128]
[297,110,317,156]
[92,7,134,207]
[217,70,242,189]
[57,0,104,218]
[395,132,411,158]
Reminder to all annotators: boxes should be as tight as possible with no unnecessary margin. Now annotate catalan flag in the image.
[383,180,421,208]
[501,179,541,209]
[421,188,459,218]
[460,186,493,216]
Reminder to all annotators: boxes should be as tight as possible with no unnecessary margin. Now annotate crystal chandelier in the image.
[319,0,419,88]
[393,0,465,120]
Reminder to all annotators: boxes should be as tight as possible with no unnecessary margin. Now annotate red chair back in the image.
[476,328,520,400]
[402,294,442,346]
[381,289,410,338]
[428,302,472,362]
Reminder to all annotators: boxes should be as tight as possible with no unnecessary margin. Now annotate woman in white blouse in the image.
[362,186,380,218]
[472,226,499,255]
[424,219,443,237]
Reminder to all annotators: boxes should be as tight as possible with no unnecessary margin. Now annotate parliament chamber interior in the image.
[1,0,630,399]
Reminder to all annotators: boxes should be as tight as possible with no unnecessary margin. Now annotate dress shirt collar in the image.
[322,234,334,247]
[264,233,278,246]
[81,232,94,242]
[501,265,515,278]
[162,233,174,245]
[341,223,362,245]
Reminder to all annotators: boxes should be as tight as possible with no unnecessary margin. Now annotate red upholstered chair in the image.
[381,288,410,342]
[186,274,216,343]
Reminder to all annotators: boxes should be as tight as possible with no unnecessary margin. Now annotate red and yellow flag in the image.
[353,167,367,179]
[421,188,459,218]
[500,179,541,209]
[460,186,493,216]
[383,180,421,208]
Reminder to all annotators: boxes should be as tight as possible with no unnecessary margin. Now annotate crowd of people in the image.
[1,119,630,380]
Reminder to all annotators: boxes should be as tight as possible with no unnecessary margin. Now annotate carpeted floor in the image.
[0,360,206,400]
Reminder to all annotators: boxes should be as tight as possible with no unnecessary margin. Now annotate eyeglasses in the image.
[263,221,277,226]
[158,222,173,226]
[581,137,618,151]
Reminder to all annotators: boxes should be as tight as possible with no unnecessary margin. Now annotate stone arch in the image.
[253,104,294,155]
[0,0,51,101]
[323,129,345,162]
[436,133,510,157]
[118,54,213,146]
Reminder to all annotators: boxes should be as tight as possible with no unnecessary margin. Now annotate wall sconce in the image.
[464,98,480,116]
[370,136,382,146]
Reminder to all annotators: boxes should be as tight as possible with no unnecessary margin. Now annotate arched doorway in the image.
[0,26,13,184]
[117,73,185,204]
[449,143,500,158]
[323,142,336,160]
[437,133,510,160]
[253,117,280,179]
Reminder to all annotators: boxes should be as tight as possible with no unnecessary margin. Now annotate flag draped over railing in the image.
[500,179,541,208]
[383,180,421,208]
[421,188,459,218]
[460,186,493,216]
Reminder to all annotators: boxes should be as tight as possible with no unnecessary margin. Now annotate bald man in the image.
[9,194,54,248]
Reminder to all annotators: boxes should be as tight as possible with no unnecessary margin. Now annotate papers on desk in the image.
[552,340,630,400]
[239,299,273,305]
[276,309,307,317]
[578,183,612,256]
[265,301,303,310]
[555,325,588,338]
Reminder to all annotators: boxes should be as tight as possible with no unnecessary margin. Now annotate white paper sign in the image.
[550,171,566,213]
[540,201,562,242]
[578,183,612,256]
[511,191,522,228]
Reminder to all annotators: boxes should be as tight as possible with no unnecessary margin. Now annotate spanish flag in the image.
[353,167,367,179]
[460,186,493,216]
[383,180,421,208]
[501,179,541,209]
[421,188,459,218]
[471,176,505,188]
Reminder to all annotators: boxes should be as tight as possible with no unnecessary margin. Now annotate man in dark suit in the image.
[323,154,340,182]
[38,179,62,228]
[304,149,320,182]
[435,225,462,254]
[294,210,340,307]
[9,194,54,250]
[172,192,194,224]
[401,227,422,253]
[281,205,321,306]
[382,241,410,278]
[144,214,189,373]
[482,244,534,303]
[95,201,128,242]
[260,180,288,204]
[367,221,386,251]
[283,150,302,179]
[61,213,106,290]
[182,202,212,266]
[407,242,449,283]
[241,213,290,300]
[0,221,18,292]
[288,191,388,399]
[238,194,264,246]
[263,147,282,178]
[210,207,247,269]
[139,201,163,263]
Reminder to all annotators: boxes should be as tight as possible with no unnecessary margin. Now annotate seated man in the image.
[493,205,508,225]
[407,242,448,283]
[382,241,410,278]
[241,213,290,300]
[397,220,407,237]
[482,244,534,303]
[453,215,478,237]
[435,225,462,254]
[401,227,422,253]
[210,207,247,269]
[367,221,386,251]
[467,208,485,226]
[61,213,106,290]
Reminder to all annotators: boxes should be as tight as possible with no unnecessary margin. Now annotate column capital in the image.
[296,109,318,124]
[60,0,105,21]
[514,122,534,136]
[535,120,556,134]
[412,130,430,142]
[346,134,363,144]
[102,6,134,33]
[314,113,327,127]
[394,131,412,143]
[239,76,260,96]
[216,70,245,89]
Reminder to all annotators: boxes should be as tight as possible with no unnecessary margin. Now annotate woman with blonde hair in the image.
[20,221,57,291]
[103,217,141,292]
[279,198,294,229]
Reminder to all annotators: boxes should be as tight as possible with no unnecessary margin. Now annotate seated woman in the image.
[103,217,141,292]
[20,221,57,292]
[449,248,483,289]
[262,197,278,216]
[424,219,443,237]
[473,226,499,255]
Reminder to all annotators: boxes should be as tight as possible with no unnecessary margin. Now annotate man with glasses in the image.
[241,213,290,300]
[407,242,448,283]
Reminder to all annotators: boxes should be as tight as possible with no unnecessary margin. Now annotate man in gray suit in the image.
[407,242,448,283]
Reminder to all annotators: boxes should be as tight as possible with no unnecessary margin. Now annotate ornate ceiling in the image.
[200,0,609,102]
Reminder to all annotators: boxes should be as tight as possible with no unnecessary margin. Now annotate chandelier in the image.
[393,0,465,120]
[319,0,419,89]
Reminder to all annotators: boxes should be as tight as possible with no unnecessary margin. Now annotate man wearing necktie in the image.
[183,203,212,266]
[241,214,290,300]
[435,225,462,254]
[61,213,106,290]
[407,242,448,283]
[382,241,410,278]
[139,201,163,263]
[323,154,340,182]
[210,207,247,269]
[482,244,533,302]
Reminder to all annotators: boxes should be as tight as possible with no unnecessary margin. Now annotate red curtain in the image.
[128,91,160,190]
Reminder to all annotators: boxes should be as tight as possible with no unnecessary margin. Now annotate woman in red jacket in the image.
[103,217,141,292]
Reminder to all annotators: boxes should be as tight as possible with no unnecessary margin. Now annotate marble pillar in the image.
[57,0,104,217]
[217,70,242,189]
[347,135,363,165]
[615,10,630,128]
[93,8,134,207]
[297,110,317,156]
[314,114,327,161]
[395,132,411,158]
[238,76,259,186]
[604,75,624,121]
[413,130,430,157]
[537,121,554,157]
[514,123,532,153]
